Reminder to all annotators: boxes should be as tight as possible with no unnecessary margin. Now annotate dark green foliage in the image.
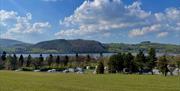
[175,56,180,69]
[84,54,91,66]
[64,55,69,66]
[134,50,146,74]
[147,48,157,74]
[0,51,6,69]
[56,55,60,66]
[176,58,180,75]
[38,54,44,68]
[96,61,104,74]
[10,54,17,70]
[47,54,53,67]
[75,53,79,62]
[26,55,32,67]
[19,54,24,67]
[1,51,6,61]
[21,67,34,71]
[32,58,39,69]
[108,53,138,74]
[123,52,136,73]
[115,53,124,72]
[108,53,124,73]
[157,55,169,76]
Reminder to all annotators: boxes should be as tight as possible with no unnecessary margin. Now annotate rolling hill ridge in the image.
[0,39,180,54]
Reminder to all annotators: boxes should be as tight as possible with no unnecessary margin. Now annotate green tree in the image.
[96,61,104,74]
[1,51,6,61]
[123,52,134,73]
[108,53,124,73]
[116,53,124,72]
[75,53,79,66]
[10,54,17,70]
[32,58,38,69]
[19,54,24,68]
[5,55,12,70]
[47,54,53,67]
[134,50,146,74]
[147,48,157,75]
[174,56,180,75]
[157,55,169,76]
[38,54,44,68]
[26,55,32,67]
[56,55,60,67]
[64,55,69,66]
[85,54,91,66]
[0,51,7,69]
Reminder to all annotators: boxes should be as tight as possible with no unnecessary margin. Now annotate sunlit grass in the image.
[0,71,179,91]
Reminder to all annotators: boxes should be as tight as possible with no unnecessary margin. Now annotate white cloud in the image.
[0,10,51,39]
[129,24,162,37]
[56,0,180,39]
[157,32,169,38]
[0,10,17,26]
[0,10,17,21]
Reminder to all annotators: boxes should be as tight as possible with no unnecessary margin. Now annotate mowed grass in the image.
[0,71,179,91]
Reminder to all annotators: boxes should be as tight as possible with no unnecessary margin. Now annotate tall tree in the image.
[56,55,60,67]
[116,53,124,72]
[19,54,24,68]
[96,61,104,74]
[0,51,6,69]
[108,53,124,73]
[75,53,79,66]
[134,50,146,74]
[175,56,180,75]
[147,48,157,75]
[6,55,12,70]
[26,55,32,67]
[64,55,69,66]
[85,54,91,66]
[38,54,44,68]
[157,55,169,76]
[47,54,53,67]
[10,54,17,70]
[123,52,134,73]
[1,51,6,61]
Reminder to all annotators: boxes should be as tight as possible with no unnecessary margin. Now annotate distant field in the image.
[0,71,179,91]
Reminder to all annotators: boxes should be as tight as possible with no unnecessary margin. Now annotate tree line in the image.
[0,48,180,76]
[0,52,72,70]
[97,48,180,76]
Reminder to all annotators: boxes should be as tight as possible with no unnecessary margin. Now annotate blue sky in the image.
[0,0,180,44]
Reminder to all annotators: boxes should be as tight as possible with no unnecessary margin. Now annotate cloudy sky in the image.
[0,0,180,44]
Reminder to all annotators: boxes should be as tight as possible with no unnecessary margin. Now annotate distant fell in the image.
[0,39,179,54]
[32,39,106,53]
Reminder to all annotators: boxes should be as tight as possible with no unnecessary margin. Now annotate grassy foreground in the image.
[0,71,179,91]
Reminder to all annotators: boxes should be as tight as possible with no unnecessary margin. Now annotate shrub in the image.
[96,61,104,74]
[21,67,34,71]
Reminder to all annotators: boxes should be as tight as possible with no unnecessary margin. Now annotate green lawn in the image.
[0,71,179,91]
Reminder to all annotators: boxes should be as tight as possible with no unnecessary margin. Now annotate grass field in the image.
[0,71,179,91]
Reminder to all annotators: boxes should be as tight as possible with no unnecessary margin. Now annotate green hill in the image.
[105,41,180,54]
[0,39,180,54]
[32,39,106,53]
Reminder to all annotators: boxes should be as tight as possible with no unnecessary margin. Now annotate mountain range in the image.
[0,39,180,54]
[0,39,106,53]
